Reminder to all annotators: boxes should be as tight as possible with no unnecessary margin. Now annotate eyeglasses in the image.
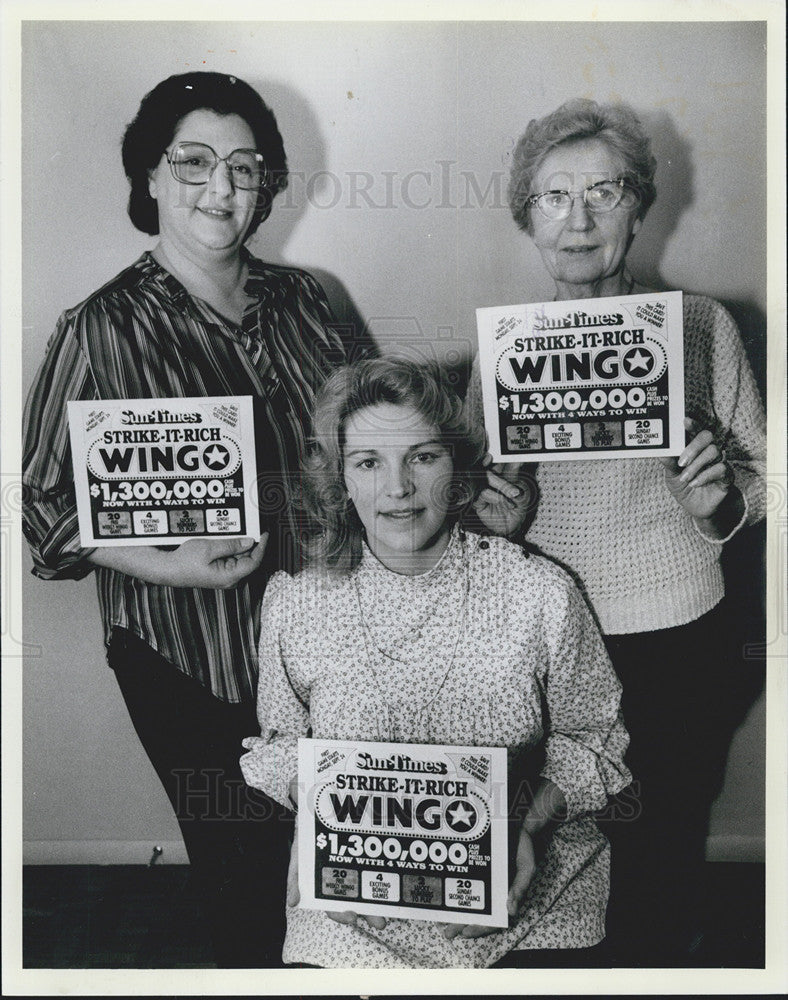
[164,141,267,190]
[527,177,640,220]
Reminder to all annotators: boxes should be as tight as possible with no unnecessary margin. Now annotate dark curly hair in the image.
[121,71,288,239]
[302,358,487,573]
[508,98,657,235]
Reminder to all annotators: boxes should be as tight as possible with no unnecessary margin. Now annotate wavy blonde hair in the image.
[302,358,486,572]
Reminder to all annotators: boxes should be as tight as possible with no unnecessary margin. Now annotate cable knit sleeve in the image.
[537,568,632,820]
[683,296,766,541]
[240,572,310,810]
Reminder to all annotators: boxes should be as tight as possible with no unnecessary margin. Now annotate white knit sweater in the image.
[467,295,766,635]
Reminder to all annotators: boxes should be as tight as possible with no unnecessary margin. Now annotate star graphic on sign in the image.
[202,444,230,470]
[445,799,477,831]
[622,347,655,376]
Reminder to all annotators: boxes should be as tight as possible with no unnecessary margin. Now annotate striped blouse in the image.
[23,250,351,702]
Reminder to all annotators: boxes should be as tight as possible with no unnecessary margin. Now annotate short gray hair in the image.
[508,98,657,234]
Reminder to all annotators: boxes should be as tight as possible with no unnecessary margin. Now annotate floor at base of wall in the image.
[23,861,764,969]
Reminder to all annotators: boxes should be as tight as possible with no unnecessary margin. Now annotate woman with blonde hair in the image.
[242,357,630,968]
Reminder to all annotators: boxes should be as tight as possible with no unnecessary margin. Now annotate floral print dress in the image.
[241,528,630,968]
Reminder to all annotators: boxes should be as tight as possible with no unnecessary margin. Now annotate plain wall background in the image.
[21,19,767,863]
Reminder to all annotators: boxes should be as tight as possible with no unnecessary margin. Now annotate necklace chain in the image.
[353,532,470,723]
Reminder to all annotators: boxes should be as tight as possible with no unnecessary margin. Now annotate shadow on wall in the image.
[619,109,769,714]
[633,101,768,792]
[627,108,695,290]
[243,77,377,362]
[311,267,377,363]
[623,107,768,407]
[244,77,323,265]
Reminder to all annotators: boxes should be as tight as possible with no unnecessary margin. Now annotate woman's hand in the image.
[287,775,300,812]
[286,830,301,909]
[88,534,267,588]
[506,826,537,918]
[473,456,534,538]
[442,779,561,940]
[286,841,386,930]
[166,536,267,588]
[326,910,387,930]
[659,419,743,534]
[441,828,537,940]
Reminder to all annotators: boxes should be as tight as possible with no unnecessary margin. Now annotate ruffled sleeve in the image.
[537,572,631,820]
[240,572,311,810]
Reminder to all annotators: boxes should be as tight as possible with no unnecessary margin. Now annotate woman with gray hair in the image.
[467,98,766,964]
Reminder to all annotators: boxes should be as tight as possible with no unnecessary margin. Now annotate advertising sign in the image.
[67,396,260,546]
[297,738,509,926]
[476,292,684,461]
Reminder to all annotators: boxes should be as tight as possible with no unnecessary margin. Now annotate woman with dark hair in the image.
[122,72,288,239]
[467,98,766,963]
[23,71,351,967]
[241,357,631,968]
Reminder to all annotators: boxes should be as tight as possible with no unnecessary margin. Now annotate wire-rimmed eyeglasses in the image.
[164,141,267,191]
[527,177,640,221]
